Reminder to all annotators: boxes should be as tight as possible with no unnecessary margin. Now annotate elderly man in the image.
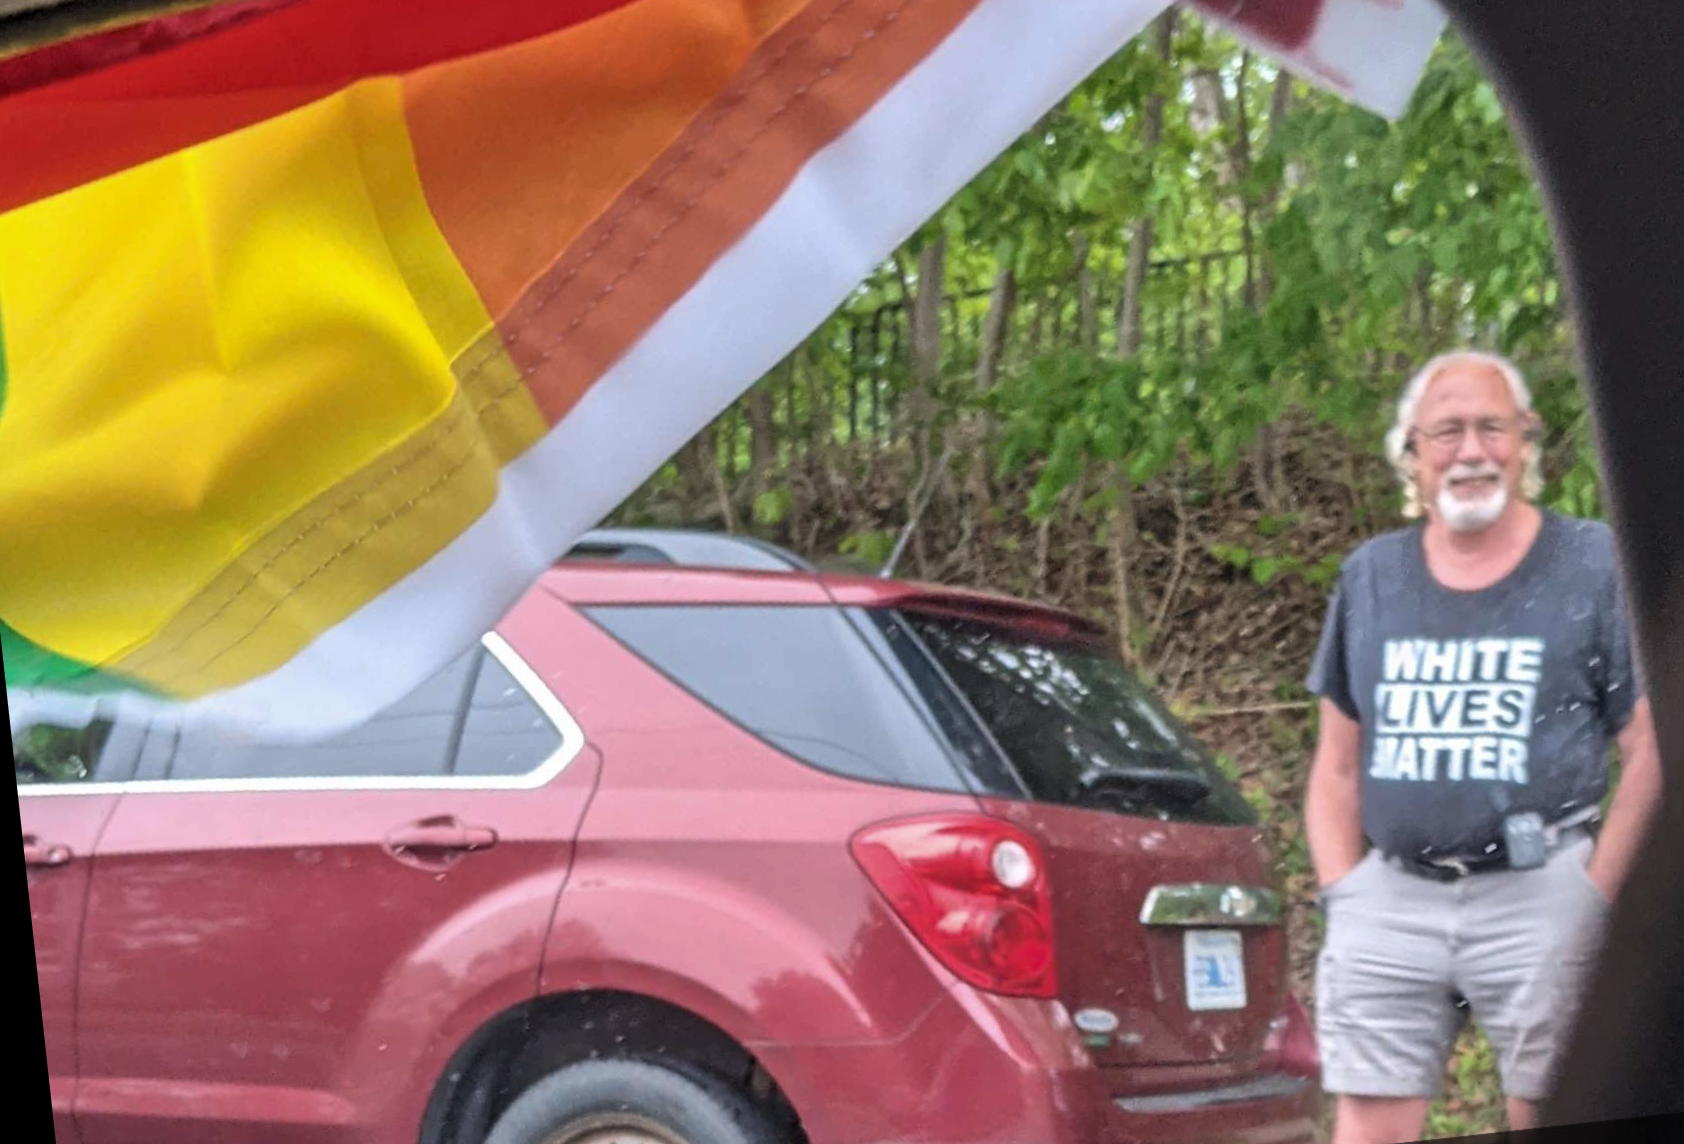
[1303,350,1662,1144]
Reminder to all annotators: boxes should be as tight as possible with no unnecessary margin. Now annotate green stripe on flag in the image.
[1,620,158,695]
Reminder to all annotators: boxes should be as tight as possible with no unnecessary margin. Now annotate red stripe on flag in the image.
[0,0,641,212]
[1185,0,1325,51]
[0,1,299,101]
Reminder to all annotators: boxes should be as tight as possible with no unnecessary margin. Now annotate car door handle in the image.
[22,836,74,868]
[383,817,498,870]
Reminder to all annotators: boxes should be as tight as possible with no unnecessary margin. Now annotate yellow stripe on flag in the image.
[0,78,542,691]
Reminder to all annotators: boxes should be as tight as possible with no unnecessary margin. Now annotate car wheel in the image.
[484,1057,790,1144]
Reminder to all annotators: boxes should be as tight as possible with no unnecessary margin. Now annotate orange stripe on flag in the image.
[481,0,983,427]
[404,0,809,322]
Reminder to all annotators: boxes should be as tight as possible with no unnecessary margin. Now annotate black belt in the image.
[1392,849,1510,882]
[1387,818,1599,883]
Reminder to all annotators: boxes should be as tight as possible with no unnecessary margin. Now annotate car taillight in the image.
[850,814,1056,999]
[1259,993,1319,1077]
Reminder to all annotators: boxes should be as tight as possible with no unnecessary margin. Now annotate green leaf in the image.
[1209,543,1252,570]
[837,529,896,566]
[752,487,793,527]
[1306,554,1343,588]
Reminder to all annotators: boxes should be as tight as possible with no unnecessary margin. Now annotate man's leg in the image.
[1332,1095,1430,1144]
[1459,836,1611,1123]
[1317,856,1462,1132]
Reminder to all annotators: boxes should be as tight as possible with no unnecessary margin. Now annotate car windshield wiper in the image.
[1075,762,1212,806]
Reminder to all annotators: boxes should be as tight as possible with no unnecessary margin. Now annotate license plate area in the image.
[1183,929,1246,1011]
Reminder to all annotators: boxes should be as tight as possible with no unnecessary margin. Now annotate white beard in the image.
[1436,467,1509,532]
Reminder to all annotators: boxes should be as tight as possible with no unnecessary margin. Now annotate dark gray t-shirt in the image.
[1306,511,1641,857]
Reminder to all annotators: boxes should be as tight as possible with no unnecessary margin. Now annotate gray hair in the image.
[1384,349,1545,519]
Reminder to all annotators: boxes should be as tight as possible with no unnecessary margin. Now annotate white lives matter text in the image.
[1369,638,1541,784]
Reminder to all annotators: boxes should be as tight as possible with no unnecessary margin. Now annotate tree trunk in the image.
[908,238,946,387]
[1117,216,1157,357]
[1272,69,1310,193]
[1226,54,1300,513]
[1108,467,1141,667]
[675,426,714,513]
[1074,231,1099,351]
[1059,468,1091,604]
[1107,11,1175,662]
[746,370,779,510]
[975,265,1017,393]
[803,345,829,460]
[898,236,947,475]
[1249,425,1284,512]
[1259,70,1294,302]
[961,263,1017,564]
[1234,51,1259,312]
[782,356,800,469]
[1034,504,1054,599]
[708,421,740,532]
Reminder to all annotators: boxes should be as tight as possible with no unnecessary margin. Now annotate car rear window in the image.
[583,604,983,794]
[895,612,1255,826]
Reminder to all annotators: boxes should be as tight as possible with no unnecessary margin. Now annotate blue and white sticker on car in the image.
[1184,929,1247,1011]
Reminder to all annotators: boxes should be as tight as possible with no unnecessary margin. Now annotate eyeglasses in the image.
[1409,416,1535,452]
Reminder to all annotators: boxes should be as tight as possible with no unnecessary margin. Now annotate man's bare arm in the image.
[1587,696,1663,899]
[1304,698,1366,888]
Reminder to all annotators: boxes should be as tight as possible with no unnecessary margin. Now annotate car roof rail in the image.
[562,527,815,573]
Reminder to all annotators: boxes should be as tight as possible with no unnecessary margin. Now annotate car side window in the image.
[131,640,561,783]
[451,650,567,777]
[12,700,143,787]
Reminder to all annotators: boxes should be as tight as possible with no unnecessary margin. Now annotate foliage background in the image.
[610,15,1586,1135]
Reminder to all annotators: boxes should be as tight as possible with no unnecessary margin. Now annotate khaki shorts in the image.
[1314,834,1609,1101]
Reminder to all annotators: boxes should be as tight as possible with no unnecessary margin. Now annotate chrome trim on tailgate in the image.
[1138,883,1282,926]
[1115,1073,1309,1113]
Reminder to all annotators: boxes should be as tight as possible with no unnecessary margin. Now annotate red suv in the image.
[18,528,1319,1144]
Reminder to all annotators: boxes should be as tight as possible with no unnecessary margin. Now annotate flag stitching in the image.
[452,0,908,388]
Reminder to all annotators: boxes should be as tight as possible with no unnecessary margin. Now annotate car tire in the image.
[483,1057,790,1144]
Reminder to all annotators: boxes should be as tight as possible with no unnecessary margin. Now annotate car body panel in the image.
[22,791,121,1144]
[68,595,599,1144]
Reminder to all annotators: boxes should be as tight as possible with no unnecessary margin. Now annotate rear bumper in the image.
[755,984,1321,1144]
[1107,1072,1320,1144]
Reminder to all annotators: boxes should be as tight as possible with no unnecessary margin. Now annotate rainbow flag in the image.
[0,0,1440,736]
